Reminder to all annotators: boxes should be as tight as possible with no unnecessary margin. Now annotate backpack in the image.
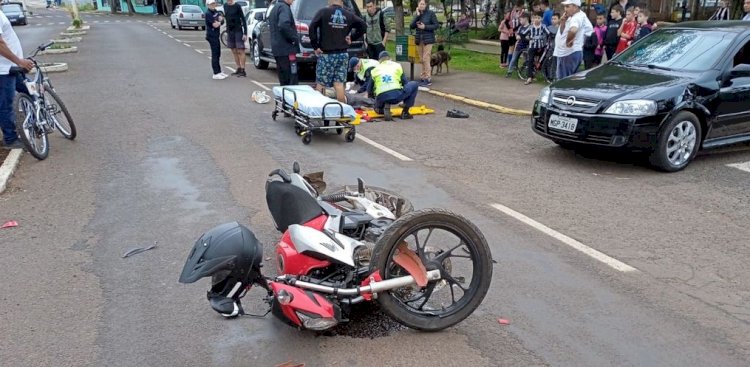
[584,31,598,50]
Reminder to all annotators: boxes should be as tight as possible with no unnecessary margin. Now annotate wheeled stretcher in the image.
[271,85,361,145]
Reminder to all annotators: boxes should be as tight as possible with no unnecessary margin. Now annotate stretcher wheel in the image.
[295,125,303,135]
[302,132,312,145]
[345,129,356,143]
[271,111,278,121]
[336,122,343,135]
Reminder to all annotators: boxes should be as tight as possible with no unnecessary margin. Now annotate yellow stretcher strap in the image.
[361,105,435,119]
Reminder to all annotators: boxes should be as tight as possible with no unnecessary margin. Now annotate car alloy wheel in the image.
[666,120,697,168]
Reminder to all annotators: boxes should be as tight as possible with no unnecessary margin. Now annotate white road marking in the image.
[58,22,65,25]
[727,161,750,173]
[167,35,174,38]
[195,49,203,54]
[46,22,54,25]
[225,66,236,72]
[183,43,191,47]
[357,135,413,162]
[175,40,205,43]
[490,203,639,273]
[250,80,270,91]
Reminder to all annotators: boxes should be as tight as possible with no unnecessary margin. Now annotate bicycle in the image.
[516,42,556,83]
[12,42,77,160]
[480,5,498,27]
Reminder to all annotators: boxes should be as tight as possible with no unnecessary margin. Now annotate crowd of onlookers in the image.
[496,0,750,84]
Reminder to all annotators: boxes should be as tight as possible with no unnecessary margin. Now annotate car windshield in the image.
[292,0,356,20]
[614,29,735,71]
[182,6,202,13]
[1,4,23,12]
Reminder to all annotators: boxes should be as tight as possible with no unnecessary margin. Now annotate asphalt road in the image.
[1,8,749,367]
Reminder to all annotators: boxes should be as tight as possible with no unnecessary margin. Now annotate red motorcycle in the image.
[179,164,493,331]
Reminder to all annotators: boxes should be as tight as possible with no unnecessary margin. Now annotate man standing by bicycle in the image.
[0,10,32,149]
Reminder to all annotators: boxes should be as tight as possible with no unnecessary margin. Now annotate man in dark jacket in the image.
[364,0,388,60]
[205,0,227,80]
[269,0,299,85]
[409,0,439,85]
[309,0,366,103]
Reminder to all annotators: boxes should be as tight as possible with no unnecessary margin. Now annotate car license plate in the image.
[548,115,578,133]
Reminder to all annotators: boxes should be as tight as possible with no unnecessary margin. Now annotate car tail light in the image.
[295,22,308,33]
[201,13,205,18]
[179,13,184,18]
[301,52,311,57]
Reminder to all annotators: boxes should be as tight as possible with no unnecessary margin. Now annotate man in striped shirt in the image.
[525,12,551,85]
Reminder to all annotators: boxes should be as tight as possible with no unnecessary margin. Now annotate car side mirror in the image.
[729,63,750,79]
[255,12,264,20]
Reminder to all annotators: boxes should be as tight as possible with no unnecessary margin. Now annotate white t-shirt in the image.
[553,11,593,57]
[0,12,23,75]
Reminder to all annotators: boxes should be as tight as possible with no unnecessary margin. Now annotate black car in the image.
[251,0,365,70]
[1,3,27,26]
[532,22,750,172]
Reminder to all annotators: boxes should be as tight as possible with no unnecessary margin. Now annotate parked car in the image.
[251,0,365,70]
[170,5,205,31]
[1,3,27,26]
[246,7,266,41]
[531,21,750,172]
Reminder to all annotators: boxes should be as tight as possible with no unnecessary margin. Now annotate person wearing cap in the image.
[205,0,227,80]
[309,0,366,103]
[348,57,379,93]
[366,51,419,120]
[268,0,300,86]
[553,0,593,80]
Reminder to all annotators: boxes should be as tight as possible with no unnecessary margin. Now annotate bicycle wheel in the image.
[543,56,556,83]
[14,93,49,160]
[220,30,228,47]
[517,50,529,80]
[44,87,76,140]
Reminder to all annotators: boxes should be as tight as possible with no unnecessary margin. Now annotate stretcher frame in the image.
[271,87,358,145]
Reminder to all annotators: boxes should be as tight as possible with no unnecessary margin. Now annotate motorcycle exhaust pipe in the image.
[279,269,442,296]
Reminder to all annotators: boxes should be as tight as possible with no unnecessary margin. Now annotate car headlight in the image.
[538,86,550,105]
[604,100,657,116]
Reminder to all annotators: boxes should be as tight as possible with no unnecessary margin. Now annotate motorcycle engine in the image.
[352,218,394,267]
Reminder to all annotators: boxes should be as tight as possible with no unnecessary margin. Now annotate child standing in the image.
[525,12,551,85]
[499,12,514,67]
[635,9,653,42]
[506,13,530,78]
[593,14,607,66]
[604,5,622,60]
[616,8,637,54]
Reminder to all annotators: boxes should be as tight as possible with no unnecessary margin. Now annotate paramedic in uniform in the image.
[366,51,419,121]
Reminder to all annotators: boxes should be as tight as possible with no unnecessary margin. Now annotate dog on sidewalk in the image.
[430,44,451,75]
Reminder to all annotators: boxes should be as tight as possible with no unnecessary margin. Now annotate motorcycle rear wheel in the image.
[324,185,414,217]
[370,208,493,331]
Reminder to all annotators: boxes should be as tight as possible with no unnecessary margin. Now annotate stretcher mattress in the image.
[272,85,357,120]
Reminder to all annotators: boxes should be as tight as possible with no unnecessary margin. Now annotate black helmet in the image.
[179,222,263,317]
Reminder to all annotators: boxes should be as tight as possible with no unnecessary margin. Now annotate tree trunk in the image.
[111,0,121,14]
[690,0,700,20]
[125,0,136,15]
[394,0,405,35]
[163,0,173,15]
[730,0,742,19]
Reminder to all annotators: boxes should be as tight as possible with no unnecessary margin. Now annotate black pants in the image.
[526,47,543,78]
[605,45,616,61]
[500,40,510,64]
[207,36,221,74]
[274,55,298,86]
[367,43,385,60]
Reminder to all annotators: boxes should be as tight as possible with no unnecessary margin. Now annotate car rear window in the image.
[615,29,735,72]
[1,4,23,12]
[182,6,202,13]
[292,0,358,21]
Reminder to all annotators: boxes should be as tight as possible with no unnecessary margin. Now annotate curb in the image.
[0,149,23,195]
[29,63,69,74]
[421,87,532,116]
[469,39,501,47]
[39,46,78,55]
[61,31,87,36]
[67,25,91,31]
[51,37,83,43]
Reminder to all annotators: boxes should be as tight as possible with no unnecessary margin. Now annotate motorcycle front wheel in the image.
[370,208,493,331]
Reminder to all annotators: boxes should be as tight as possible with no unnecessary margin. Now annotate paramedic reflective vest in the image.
[357,59,379,82]
[371,60,403,96]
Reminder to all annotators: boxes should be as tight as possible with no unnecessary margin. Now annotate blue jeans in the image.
[556,51,583,80]
[375,81,419,110]
[507,46,526,73]
[0,74,18,145]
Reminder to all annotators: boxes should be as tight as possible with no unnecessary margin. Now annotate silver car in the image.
[170,5,205,31]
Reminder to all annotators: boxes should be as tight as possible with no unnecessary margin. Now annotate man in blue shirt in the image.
[541,0,553,27]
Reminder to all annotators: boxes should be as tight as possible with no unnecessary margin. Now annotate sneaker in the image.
[237,68,247,77]
[400,110,413,120]
[219,72,228,78]
[505,72,511,78]
[423,79,432,86]
[373,108,384,115]
[213,73,227,80]
[230,69,240,76]
[2,140,24,150]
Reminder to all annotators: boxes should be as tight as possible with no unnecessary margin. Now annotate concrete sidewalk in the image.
[397,60,541,115]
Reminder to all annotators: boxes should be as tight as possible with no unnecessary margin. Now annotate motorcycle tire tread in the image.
[369,208,493,331]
